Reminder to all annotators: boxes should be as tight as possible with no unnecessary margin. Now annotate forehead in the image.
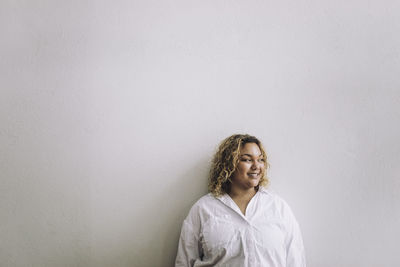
[239,142,262,155]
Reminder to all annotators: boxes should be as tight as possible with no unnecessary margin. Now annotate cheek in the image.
[236,163,249,173]
[261,165,266,175]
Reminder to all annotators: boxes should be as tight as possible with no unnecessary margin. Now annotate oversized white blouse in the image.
[175,187,306,267]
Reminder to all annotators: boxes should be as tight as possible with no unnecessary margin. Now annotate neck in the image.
[229,186,257,200]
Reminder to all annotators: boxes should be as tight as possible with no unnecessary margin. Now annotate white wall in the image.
[1,1,400,266]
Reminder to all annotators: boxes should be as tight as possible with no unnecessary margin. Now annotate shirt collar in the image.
[214,186,269,202]
[214,188,269,221]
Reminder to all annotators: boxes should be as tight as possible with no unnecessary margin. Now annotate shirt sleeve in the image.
[175,212,203,267]
[280,198,307,267]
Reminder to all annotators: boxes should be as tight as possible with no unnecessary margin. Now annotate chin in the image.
[249,180,260,187]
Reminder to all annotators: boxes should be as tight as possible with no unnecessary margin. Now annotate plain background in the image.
[1,1,400,266]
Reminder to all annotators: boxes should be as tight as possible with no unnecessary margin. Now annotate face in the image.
[230,142,265,191]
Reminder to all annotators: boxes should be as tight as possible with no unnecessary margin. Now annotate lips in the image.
[248,172,260,178]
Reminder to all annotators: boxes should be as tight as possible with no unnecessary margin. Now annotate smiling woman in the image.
[175,134,306,267]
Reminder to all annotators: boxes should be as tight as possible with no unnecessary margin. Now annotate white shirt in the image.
[175,187,306,267]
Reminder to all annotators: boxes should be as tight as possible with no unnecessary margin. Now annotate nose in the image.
[251,160,260,170]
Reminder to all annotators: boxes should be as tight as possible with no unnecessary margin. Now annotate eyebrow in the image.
[241,153,263,157]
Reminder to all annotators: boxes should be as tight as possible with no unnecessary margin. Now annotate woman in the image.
[175,134,306,267]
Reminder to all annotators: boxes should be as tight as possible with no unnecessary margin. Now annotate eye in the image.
[241,158,251,162]
[258,158,265,162]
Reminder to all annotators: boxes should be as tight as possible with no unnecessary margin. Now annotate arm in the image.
[280,199,307,267]
[175,206,203,267]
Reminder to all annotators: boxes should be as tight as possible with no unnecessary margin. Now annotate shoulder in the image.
[258,186,282,203]
[258,187,294,214]
[190,193,218,210]
[184,193,218,222]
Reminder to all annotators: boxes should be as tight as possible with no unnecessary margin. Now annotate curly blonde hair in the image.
[208,134,269,197]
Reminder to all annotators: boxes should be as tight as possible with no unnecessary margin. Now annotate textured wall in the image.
[1,1,400,266]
